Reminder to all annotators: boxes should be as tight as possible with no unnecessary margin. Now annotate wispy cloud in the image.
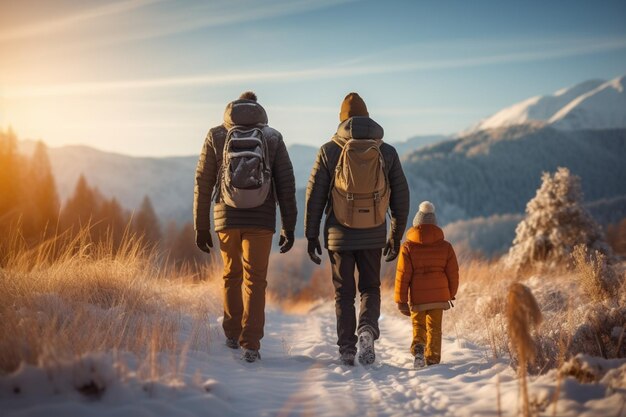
[0,0,354,45]
[4,37,625,98]
[0,0,161,42]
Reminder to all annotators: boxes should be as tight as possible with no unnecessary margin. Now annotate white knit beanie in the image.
[413,201,437,226]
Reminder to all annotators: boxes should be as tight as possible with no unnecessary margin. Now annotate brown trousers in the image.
[411,309,443,364]
[217,228,273,350]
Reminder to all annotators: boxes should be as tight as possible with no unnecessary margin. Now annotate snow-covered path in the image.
[2,302,623,417]
[246,303,507,417]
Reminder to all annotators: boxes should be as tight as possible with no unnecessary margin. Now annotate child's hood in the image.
[406,224,445,245]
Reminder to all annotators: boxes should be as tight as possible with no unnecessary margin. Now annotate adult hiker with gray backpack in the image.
[194,91,297,363]
[305,92,410,366]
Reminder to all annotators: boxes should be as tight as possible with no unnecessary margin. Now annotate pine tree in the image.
[132,195,161,246]
[61,174,99,232]
[96,197,130,250]
[0,129,21,223]
[26,141,60,238]
[506,167,611,270]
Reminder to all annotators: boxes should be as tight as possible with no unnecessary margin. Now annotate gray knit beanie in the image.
[413,201,437,226]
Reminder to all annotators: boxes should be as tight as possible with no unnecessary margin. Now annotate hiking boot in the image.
[340,351,356,366]
[242,348,261,363]
[413,353,426,369]
[357,329,375,365]
[413,344,426,369]
[225,338,239,350]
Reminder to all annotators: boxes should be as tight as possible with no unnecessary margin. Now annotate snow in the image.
[465,75,626,134]
[1,302,624,417]
[550,75,626,130]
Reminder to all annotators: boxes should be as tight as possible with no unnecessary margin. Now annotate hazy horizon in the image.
[2,0,626,156]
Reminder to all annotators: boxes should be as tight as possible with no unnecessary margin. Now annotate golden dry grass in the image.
[571,244,616,303]
[507,283,542,417]
[0,228,222,376]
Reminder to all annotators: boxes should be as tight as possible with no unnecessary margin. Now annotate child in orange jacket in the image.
[394,201,459,368]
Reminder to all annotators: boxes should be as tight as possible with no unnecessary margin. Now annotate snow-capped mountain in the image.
[466,75,626,133]
[550,75,626,130]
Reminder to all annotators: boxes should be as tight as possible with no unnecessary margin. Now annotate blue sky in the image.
[1,0,625,156]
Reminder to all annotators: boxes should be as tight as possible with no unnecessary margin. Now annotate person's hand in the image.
[195,230,213,254]
[279,230,295,254]
[307,238,322,265]
[383,238,399,262]
[397,303,411,317]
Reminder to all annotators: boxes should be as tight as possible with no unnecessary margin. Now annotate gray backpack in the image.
[219,126,272,208]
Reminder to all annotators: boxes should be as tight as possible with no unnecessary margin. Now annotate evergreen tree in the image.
[61,174,99,232]
[132,195,161,246]
[26,141,60,238]
[96,197,130,250]
[0,129,21,222]
[506,167,611,270]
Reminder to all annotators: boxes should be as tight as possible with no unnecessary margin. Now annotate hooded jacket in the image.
[305,116,410,251]
[193,99,297,233]
[394,224,459,307]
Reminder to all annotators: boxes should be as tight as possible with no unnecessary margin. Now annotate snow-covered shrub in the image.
[559,354,626,385]
[444,258,624,376]
[506,167,611,271]
[570,304,626,360]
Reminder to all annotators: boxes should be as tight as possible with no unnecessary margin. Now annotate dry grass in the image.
[571,244,617,303]
[507,283,542,417]
[0,227,222,377]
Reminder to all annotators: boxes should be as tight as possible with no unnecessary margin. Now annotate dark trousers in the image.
[328,249,382,355]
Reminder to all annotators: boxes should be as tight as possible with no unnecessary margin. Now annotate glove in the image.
[195,230,213,254]
[397,303,411,317]
[279,230,295,254]
[307,237,322,265]
[383,238,399,262]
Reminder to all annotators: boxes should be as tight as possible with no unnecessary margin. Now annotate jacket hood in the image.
[334,116,384,143]
[406,224,444,244]
[223,99,268,129]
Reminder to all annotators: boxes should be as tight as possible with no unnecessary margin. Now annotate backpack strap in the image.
[324,137,343,214]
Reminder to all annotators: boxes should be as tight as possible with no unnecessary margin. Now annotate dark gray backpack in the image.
[219,126,271,208]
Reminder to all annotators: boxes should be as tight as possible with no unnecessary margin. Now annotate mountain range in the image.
[17,134,443,224]
[17,74,626,234]
[466,75,626,133]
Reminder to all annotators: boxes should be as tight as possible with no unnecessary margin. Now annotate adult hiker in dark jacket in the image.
[194,91,297,363]
[305,92,410,365]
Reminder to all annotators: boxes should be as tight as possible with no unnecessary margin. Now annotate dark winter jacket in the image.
[305,116,410,251]
[193,99,297,233]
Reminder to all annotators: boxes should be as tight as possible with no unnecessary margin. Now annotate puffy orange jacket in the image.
[394,224,459,306]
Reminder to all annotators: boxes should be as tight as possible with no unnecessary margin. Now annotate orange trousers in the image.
[410,309,443,364]
[217,228,273,350]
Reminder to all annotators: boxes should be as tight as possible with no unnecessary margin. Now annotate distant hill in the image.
[403,124,626,224]
[391,135,449,158]
[18,142,331,225]
[19,141,198,224]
